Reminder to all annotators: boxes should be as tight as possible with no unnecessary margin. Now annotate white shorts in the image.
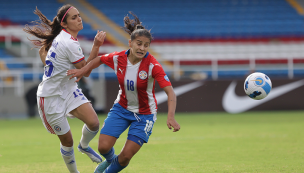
[37,88,89,135]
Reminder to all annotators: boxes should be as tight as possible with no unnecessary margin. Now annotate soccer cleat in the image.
[94,159,112,173]
[77,143,102,163]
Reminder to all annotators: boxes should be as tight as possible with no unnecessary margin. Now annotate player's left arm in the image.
[163,85,180,132]
[84,31,106,76]
[152,58,180,132]
[69,31,106,76]
[85,31,106,64]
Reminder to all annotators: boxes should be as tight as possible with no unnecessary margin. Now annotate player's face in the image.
[65,8,83,32]
[129,36,150,59]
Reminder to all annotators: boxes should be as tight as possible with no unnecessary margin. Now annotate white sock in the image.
[80,124,99,148]
[60,143,79,173]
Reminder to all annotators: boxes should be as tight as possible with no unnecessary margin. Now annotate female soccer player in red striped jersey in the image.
[23,4,106,173]
[67,12,181,173]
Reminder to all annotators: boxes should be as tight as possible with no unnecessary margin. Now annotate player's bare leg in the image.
[118,140,141,166]
[94,134,118,173]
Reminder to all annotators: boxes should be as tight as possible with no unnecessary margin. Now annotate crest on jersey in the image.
[139,70,148,80]
[164,75,170,82]
[78,47,82,54]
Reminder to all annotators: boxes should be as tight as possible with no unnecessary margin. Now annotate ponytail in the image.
[23,4,72,51]
[122,12,153,42]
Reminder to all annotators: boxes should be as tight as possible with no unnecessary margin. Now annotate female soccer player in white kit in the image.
[67,12,181,173]
[23,4,106,173]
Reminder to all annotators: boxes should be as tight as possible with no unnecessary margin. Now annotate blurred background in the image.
[1,0,304,118]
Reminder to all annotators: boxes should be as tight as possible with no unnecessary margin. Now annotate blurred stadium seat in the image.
[0,0,303,40]
[87,0,304,40]
[0,0,304,80]
[0,48,14,59]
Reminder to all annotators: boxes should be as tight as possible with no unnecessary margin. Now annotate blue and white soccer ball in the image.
[244,72,272,100]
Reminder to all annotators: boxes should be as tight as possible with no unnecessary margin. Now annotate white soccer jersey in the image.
[37,29,84,98]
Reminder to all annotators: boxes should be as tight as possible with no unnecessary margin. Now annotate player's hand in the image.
[167,117,180,132]
[93,30,106,47]
[66,69,84,82]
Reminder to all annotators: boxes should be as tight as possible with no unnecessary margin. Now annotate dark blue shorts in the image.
[100,103,156,144]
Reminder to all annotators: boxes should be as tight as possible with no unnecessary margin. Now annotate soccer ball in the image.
[244,72,272,100]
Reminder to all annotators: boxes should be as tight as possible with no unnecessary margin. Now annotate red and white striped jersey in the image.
[100,50,171,114]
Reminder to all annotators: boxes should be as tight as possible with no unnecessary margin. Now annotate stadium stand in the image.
[2,0,304,118]
[82,0,304,79]
[0,0,304,80]
[87,0,304,40]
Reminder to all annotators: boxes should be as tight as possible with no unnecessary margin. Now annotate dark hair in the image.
[23,5,73,51]
[122,12,153,43]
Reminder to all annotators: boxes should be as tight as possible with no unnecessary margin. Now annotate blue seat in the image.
[87,0,304,39]
[0,48,15,59]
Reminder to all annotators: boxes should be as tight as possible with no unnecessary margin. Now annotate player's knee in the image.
[86,121,100,131]
[61,138,73,147]
[93,121,100,130]
[98,144,111,154]
[58,132,74,147]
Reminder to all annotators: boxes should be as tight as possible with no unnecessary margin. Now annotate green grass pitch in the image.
[1,111,304,173]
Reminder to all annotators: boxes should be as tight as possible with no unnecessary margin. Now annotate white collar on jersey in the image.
[125,49,149,58]
[62,29,78,41]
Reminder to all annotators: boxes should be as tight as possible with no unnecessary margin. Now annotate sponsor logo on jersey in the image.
[54,125,61,132]
[119,68,124,74]
[164,75,170,82]
[139,71,148,80]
